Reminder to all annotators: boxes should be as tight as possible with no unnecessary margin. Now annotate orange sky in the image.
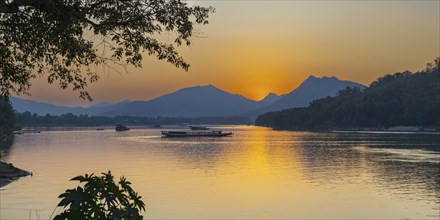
[18,1,440,106]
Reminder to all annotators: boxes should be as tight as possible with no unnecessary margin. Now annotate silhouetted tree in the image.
[0,0,214,100]
[0,96,15,137]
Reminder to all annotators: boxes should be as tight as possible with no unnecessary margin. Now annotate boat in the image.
[12,130,24,135]
[161,130,232,137]
[189,126,210,130]
[115,124,130,131]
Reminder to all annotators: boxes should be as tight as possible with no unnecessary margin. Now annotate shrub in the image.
[53,171,145,220]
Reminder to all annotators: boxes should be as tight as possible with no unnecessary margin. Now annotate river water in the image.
[1,126,439,219]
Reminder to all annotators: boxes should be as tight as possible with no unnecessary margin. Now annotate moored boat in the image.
[161,130,232,137]
[115,124,130,131]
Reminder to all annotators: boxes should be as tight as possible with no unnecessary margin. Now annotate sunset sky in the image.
[19,1,440,106]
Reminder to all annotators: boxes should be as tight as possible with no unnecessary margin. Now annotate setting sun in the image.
[10,1,438,106]
[1,1,439,219]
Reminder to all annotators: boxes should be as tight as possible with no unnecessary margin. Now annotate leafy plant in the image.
[53,171,145,220]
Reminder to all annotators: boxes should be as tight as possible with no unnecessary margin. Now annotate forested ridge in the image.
[15,112,250,127]
[256,58,440,131]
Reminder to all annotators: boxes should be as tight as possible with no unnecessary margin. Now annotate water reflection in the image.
[153,129,302,179]
[151,128,439,218]
[0,136,14,160]
[1,127,439,219]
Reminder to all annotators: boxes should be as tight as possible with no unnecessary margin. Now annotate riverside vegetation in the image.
[14,113,251,127]
[256,58,440,131]
[0,97,15,139]
[0,97,31,187]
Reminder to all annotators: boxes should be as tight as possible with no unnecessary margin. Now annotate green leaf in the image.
[53,171,145,219]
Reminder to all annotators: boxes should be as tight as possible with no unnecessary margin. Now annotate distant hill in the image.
[10,97,134,116]
[256,58,440,130]
[100,85,266,117]
[11,77,365,118]
[258,92,284,105]
[245,76,365,119]
[10,97,88,116]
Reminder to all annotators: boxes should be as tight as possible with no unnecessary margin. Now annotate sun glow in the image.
[20,1,440,106]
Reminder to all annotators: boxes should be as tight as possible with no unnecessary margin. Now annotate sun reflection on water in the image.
[1,127,439,219]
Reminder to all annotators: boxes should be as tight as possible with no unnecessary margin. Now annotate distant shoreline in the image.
[329,130,440,135]
[259,125,439,134]
[12,124,439,134]
[14,113,252,128]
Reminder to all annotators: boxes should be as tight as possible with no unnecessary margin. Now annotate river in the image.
[1,126,439,219]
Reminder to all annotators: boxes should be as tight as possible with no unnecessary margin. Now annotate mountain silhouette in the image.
[100,85,264,117]
[244,75,365,119]
[10,97,87,115]
[11,77,365,118]
[259,92,284,105]
[10,97,133,116]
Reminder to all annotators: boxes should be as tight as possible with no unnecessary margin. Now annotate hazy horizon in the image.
[14,74,366,107]
[13,1,440,107]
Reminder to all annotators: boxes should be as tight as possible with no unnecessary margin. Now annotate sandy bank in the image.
[0,161,31,188]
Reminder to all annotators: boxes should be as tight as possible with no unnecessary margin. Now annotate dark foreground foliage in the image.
[53,171,145,220]
[0,97,15,138]
[1,0,213,100]
[256,58,440,130]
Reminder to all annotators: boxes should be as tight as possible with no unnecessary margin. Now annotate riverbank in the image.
[259,125,439,133]
[0,161,31,188]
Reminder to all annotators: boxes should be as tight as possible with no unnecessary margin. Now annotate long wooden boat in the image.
[161,130,232,137]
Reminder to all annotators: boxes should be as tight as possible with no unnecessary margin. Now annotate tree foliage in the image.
[53,171,145,220]
[256,58,440,130]
[0,96,15,137]
[15,112,251,127]
[0,0,214,100]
